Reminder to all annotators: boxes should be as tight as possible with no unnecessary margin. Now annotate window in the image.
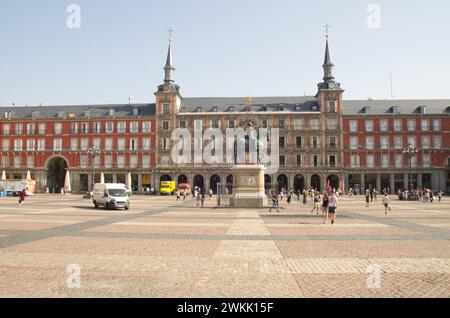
[411,156,417,168]
[349,120,358,132]
[71,123,79,134]
[309,119,320,130]
[27,139,35,151]
[117,155,125,168]
[311,136,319,149]
[380,120,388,132]
[296,136,302,148]
[94,122,101,134]
[380,136,389,149]
[365,120,374,132]
[179,121,186,128]
[80,155,88,168]
[117,122,126,133]
[94,156,100,168]
[279,155,286,166]
[422,154,431,168]
[53,139,62,151]
[2,124,10,135]
[26,123,35,135]
[106,122,114,133]
[162,121,169,131]
[313,155,319,167]
[1,156,8,168]
[329,155,336,167]
[130,138,138,151]
[407,136,417,148]
[15,124,23,135]
[329,136,337,148]
[38,123,46,135]
[194,120,203,131]
[351,155,360,168]
[54,123,62,134]
[395,155,403,168]
[142,156,150,168]
[14,139,23,151]
[105,155,113,168]
[37,139,45,151]
[421,119,429,131]
[70,138,78,151]
[14,156,21,168]
[350,136,359,150]
[80,138,89,151]
[105,138,113,151]
[228,120,235,128]
[143,138,151,151]
[433,136,442,149]
[93,138,101,148]
[296,155,302,166]
[294,119,303,130]
[328,100,336,113]
[366,155,375,168]
[394,119,402,131]
[366,136,374,150]
[279,136,285,148]
[118,138,126,151]
[407,119,416,131]
[142,121,151,133]
[26,156,34,168]
[327,119,337,130]
[381,155,390,168]
[130,122,139,133]
[278,120,285,129]
[2,139,10,151]
[129,155,138,168]
[162,138,170,150]
[211,119,219,129]
[394,136,403,149]
[433,119,441,131]
[81,122,89,134]
[262,120,268,129]
[162,103,170,115]
[421,136,431,149]
[160,155,169,165]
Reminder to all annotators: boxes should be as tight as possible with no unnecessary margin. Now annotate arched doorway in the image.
[264,174,272,191]
[327,175,340,192]
[193,175,204,193]
[210,175,221,194]
[277,174,288,193]
[294,174,305,193]
[310,174,321,192]
[46,157,68,193]
[160,175,172,182]
[226,175,233,194]
[178,174,188,184]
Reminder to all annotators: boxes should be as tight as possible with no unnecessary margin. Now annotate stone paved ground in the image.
[0,194,449,298]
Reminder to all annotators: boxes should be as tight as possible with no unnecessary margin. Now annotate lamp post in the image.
[87,146,100,191]
[403,143,418,191]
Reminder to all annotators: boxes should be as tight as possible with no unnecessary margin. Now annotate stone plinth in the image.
[230,164,267,208]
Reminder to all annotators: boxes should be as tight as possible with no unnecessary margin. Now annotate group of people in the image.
[176,186,215,208]
[269,189,339,224]
[397,188,442,202]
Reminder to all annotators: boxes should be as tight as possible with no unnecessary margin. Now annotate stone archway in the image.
[264,174,272,191]
[193,175,205,193]
[327,174,340,192]
[46,156,68,193]
[310,174,321,192]
[277,174,288,193]
[210,175,221,194]
[226,175,233,194]
[178,174,188,185]
[294,174,305,193]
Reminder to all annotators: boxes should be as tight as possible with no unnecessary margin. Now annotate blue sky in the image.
[1,0,449,106]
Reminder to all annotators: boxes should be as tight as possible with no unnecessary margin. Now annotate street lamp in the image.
[403,143,418,191]
[87,146,100,191]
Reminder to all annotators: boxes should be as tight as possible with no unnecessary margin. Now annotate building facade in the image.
[1,36,449,194]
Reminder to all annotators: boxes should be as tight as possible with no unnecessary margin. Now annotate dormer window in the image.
[180,106,186,113]
[132,108,140,116]
[4,111,11,119]
[295,105,301,111]
[84,111,91,118]
[212,107,218,112]
[419,106,426,114]
[261,106,268,112]
[109,109,115,116]
[229,106,235,112]
[57,111,67,119]
[196,107,202,113]
[392,106,400,114]
[32,111,40,119]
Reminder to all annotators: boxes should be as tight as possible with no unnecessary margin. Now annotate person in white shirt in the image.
[327,191,338,225]
[382,194,391,215]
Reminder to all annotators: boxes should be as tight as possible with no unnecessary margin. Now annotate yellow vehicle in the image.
[160,181,176,195]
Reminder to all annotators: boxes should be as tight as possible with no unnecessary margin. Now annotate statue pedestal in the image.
[229,164,267,208]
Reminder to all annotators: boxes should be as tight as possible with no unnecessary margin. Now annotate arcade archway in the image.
[46,157,68,193]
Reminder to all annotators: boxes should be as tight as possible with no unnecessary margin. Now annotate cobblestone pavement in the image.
[0,194,449,298]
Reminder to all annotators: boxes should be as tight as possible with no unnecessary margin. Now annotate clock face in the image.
[329,82,335,89]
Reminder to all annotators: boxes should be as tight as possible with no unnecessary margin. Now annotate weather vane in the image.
[324,24,331,38]
[168,28,175,43]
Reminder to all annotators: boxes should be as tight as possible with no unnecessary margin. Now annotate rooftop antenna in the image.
[128,96,132,105]
[390,72,395,99]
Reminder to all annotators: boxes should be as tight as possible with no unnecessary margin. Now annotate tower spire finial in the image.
[164,28,175,84]
[324,24,331,39]
[322,25,335,83]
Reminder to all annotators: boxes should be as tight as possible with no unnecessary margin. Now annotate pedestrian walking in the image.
[201,193,205,208]
[302,191,307,205]
[269,191,280,213]
[322,193,329,223]
[18,189,26,207]
[196,193,201,208]
[365,190,370,207]
[209,188,213,199]
[176,191,180,201]
[382,194,391,215]
[327,191,338,225]
[311,192,321,214]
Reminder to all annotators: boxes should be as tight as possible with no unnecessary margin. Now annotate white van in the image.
[92,183,130,210]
